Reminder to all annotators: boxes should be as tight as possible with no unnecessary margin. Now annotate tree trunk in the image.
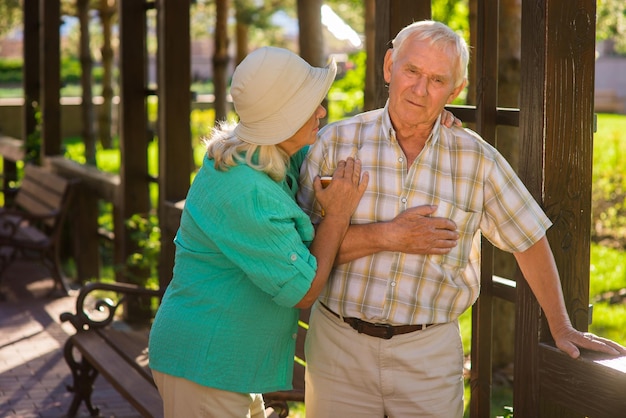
[233,0,251,65]
[213,0,230,124]
[297,0,324,66]
[297,0,326,123]
[234,20,248,66]
[98,0,116,149]
[78,0,96,165]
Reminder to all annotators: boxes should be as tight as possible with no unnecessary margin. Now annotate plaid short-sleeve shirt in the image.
[298,103,552,325]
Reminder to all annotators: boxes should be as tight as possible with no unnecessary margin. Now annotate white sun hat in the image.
[231,46,337,145]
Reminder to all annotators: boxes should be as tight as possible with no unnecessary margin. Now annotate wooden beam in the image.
[469,1,499,416]
[46,156,119,202]
[517,0,596,416]
[156,0,192,289]
[118,0,151,282]
[39,0,61,158]
[539,344,626,417]
[0,136,26,163]
[22,0,39,147]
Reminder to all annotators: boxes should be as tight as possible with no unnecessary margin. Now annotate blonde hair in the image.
[392,20,469,88]
[204,121,290,182]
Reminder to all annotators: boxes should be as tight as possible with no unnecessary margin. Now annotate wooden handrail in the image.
[45,155,119,202]
[0,135,25,162]
[538,343,626,417]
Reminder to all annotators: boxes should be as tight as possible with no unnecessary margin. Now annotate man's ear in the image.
[383,49,393,84]
[448,78,467,103]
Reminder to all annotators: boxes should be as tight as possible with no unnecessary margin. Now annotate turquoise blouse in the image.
[148,147,317,393]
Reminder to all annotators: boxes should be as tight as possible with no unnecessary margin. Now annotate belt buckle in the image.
[360,321,394,339]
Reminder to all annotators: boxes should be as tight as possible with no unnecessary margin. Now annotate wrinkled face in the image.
[384,36,466,130]
[278,104,327,156]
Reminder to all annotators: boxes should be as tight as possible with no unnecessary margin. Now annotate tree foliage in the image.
[597,0,626,54]
[325,0,364,33]
[432,0,469,38]
[0,0,20,39]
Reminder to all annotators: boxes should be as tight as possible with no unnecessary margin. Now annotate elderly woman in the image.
[148,46,369,417]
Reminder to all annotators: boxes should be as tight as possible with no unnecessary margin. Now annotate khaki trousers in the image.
[304,301,465,418]
[152,370,267,418]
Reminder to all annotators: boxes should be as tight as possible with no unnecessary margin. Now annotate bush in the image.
[0,57,23,84]
[0,57,105,87]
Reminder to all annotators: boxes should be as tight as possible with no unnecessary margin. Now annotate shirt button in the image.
[290,253,298,261]
[401,197,407,204]
[292,333,298,339]
[398,157,404,163]
[391,282,396,287]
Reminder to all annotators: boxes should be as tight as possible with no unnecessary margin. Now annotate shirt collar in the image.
[382,100,443,146]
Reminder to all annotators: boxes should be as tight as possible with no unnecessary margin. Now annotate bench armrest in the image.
[60,281,164,332]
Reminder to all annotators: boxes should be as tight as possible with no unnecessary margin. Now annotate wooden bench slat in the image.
[15,170,69,227]
[72,332,164,418]
[96,327,152,381]
[23,164,70,193]
[20,170,69,194]
[16,185,65,213]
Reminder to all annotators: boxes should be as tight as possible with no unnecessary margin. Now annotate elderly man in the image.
[297,20,625,417]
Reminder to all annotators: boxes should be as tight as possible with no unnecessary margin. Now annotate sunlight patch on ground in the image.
[0,318,60,373]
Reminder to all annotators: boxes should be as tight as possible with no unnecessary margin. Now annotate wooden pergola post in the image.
[39,0,62,158]
[117,0,151,283]
[516,0,604,416]
[156,0,192,290]
[22,0,39,158]
[469,1,499,416]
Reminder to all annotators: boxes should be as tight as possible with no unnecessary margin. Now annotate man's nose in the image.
[412,75,428,96]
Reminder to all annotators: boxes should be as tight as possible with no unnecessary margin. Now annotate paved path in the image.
[0,261,141,417]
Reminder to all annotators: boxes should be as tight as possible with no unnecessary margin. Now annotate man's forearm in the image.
[514,236,572,331]
[335,223,391,265]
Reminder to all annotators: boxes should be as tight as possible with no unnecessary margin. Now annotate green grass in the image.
[590,114,626,347]
[589,243,626,345]
[593,113,626,175]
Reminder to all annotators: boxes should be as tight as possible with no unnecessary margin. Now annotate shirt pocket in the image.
[430,200,481,270]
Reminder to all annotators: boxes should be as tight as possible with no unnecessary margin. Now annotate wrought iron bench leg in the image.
[63,338,100,417]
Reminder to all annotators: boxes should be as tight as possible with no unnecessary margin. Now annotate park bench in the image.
[0,163,77,297]
[60,280,308,418]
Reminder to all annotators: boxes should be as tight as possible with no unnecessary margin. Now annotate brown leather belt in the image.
[320,303,433,340]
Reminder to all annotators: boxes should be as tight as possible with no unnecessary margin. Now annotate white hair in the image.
[392,20,469,88]
[204,121,290,182]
